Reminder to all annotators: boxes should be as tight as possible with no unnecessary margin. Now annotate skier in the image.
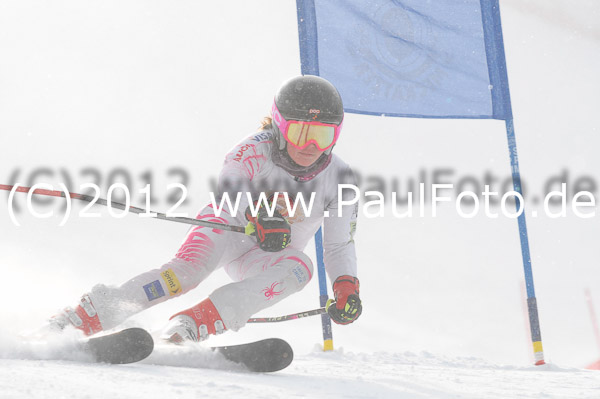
[48,75,362,343]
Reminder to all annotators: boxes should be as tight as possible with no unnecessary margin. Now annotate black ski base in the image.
[212,338,293,372]
[80,329,291,371]
[83,328,154,364]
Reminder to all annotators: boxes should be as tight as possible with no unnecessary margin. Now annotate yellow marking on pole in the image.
[323,339,334,351]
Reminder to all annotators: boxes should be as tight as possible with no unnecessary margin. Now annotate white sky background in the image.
[0,0,599,368]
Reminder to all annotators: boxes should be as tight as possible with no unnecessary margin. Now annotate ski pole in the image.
[5,183,329,323]
[247,307,326,323]
[1,184,251,234]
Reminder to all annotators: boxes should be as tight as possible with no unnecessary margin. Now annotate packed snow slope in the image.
[1,1,600,398]
[1,347,600,399]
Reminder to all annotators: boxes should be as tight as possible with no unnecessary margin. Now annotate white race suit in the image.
[86,129,358,332]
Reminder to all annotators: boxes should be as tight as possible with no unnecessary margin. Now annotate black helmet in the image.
[272,75,344,156]
[269,75,343,181]
[274,75,344,125]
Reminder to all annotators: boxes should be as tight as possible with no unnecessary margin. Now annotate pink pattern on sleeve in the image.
[224,142,268,181]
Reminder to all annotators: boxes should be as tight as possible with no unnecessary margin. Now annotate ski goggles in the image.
[272,102,343,151]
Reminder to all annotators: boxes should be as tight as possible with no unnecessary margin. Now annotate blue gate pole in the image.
[505,118,545,365]
[314,226,333,351]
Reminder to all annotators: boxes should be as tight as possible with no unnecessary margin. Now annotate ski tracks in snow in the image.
[1,348,600,398]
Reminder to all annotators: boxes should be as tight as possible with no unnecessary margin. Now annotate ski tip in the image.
[85,327,154,365]
[262,338,293,373]
[215,337,293,373]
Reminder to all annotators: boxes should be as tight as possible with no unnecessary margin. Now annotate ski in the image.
[82,328,292,371]
[212,338,293,372]
[83,328,154,364]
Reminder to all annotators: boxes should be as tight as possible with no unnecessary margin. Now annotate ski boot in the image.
[162,298,226,343]
[47,295,103,336]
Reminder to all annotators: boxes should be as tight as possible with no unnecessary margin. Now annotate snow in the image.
[1,0,600,397]
[1,350,600,399]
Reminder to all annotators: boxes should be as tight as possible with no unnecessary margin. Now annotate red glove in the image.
[245,204,291,252]
[326,275,362,325]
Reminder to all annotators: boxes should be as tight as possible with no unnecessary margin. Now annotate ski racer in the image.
[48,75,362,342]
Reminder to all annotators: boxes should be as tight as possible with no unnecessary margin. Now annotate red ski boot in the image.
[48,295,103,336]
[163,298,226,343]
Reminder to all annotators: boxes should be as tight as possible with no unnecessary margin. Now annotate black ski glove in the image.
[245,205,291,252]
[326,275,362,325]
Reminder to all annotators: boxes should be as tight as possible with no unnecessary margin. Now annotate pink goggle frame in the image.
[272,101,343,151]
